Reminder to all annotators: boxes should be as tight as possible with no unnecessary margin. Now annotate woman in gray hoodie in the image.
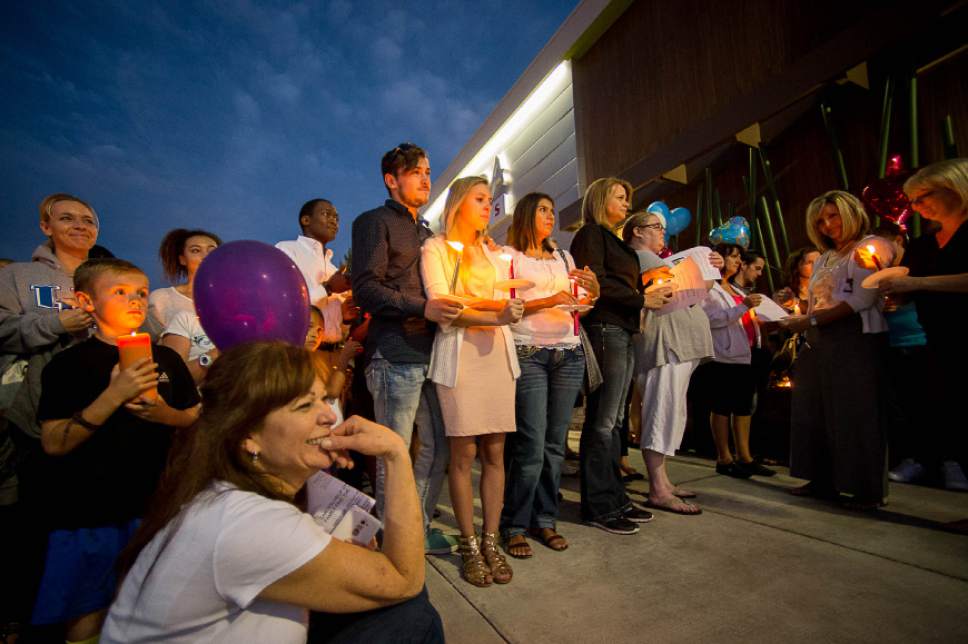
[1,193,100,488]
[0,193,101,637]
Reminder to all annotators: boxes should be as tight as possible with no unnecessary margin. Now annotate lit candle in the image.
[117,332,157,401]
[446,241,464,294]
[645,278,667,294]
[500,253,516,298]
[866,244,883,271]
[793,302,802,316]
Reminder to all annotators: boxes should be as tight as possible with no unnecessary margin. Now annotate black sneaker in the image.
[716,462,752,479]
[587,516,640,535]
[739,460,776,477]
[623,506,654,523]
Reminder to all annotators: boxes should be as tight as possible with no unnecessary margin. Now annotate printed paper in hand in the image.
[306,470,377,533]
[651,246,720,316]
[752,297,791,322]
[667,246,722,280]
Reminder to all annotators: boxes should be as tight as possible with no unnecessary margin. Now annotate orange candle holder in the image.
[117,332,157,401]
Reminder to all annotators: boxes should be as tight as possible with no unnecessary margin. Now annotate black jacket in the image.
[570,222,644,332]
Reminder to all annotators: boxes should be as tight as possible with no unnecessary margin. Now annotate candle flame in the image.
[446,241,464,252]
[657,279,664,285]
[499,253,512,262]
[866,244,876,254]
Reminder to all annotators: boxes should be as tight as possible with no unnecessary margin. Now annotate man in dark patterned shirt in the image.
[351,143,462,554]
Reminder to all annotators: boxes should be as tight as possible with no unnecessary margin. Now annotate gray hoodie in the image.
[0,244,82,503]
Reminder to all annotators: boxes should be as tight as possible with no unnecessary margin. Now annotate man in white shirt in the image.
[276,199,350,344]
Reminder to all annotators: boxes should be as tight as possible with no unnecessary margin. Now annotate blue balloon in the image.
[646,201,671,221]
[708,216,751,249]
[667,207,692,236]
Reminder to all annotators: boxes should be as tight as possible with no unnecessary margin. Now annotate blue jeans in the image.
[365,355,448,534]
[580,323,633,521]
[501,346,585,537]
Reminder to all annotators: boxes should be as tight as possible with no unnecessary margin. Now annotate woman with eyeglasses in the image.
[0,193,100,633]
[623,211,721,515]
[874,159,968,490]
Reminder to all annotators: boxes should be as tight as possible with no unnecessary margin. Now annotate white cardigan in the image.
[420,236,520,388]
[701,282,752,365]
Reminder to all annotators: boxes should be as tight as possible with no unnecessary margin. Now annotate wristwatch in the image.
[198,353,214,368]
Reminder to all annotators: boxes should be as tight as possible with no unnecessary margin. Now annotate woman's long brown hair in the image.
[116,341,317,583]
[507,192,555,252]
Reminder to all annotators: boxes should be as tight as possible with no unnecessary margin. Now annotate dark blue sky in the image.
[0,0,577,286]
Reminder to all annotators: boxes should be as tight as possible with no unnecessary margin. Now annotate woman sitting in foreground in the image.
[102,341,441,644]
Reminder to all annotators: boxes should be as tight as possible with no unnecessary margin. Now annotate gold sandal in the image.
[458,535,492,587]
[481,532,513,584]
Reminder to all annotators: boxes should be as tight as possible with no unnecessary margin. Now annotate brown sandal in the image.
[480,532,513,584]
[529,527,569,551]
[458,535,492,587]
[503,533,533,559]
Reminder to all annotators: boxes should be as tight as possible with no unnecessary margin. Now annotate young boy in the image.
[31,258,199,643]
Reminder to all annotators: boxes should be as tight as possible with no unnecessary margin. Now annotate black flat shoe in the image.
[739,460,776,477]
[716,462,752,479]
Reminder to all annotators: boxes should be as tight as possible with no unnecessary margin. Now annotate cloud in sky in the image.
[0,0,576,285]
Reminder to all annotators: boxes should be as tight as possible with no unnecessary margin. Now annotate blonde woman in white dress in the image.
[421,177,523,587]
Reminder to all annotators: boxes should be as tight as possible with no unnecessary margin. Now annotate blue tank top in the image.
[885,302,926,348]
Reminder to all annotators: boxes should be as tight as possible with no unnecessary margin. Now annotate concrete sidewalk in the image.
[424,450,968,644]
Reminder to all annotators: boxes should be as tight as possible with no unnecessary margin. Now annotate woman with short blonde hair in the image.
[569,177,655,534]
[581,178,634,228]
[805,190,869,251]
[876,158,968,489]
[778,190,888,509]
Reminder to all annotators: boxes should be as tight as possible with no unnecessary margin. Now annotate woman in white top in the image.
[146,229,220,337]
[498,192,599,558]
[102,341,438,643]
[420,176,523,588]
[774,190,887,509]
[160,309,217,384]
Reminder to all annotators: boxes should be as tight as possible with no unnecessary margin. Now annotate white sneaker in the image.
[942,461,968,492]
[888,458,924,483]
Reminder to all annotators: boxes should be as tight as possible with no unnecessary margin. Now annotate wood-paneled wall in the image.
[563,0,966,286]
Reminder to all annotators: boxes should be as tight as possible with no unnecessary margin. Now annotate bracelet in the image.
[71,411,101,433]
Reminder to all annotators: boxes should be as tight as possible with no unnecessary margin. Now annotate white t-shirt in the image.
[148,286,195,329]
[162,310,214,361]
[102,484,331,644]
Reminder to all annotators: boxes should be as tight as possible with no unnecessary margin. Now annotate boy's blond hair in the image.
[74,258,147,296]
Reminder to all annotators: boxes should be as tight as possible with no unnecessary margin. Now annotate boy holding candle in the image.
[30,258,200,643]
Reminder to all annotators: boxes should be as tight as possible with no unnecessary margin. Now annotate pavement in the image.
[424,444,968,644]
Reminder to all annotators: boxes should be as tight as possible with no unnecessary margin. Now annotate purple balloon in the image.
[194,241,310,350]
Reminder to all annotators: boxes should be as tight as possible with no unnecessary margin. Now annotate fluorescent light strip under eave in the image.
[422,61,573,226]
